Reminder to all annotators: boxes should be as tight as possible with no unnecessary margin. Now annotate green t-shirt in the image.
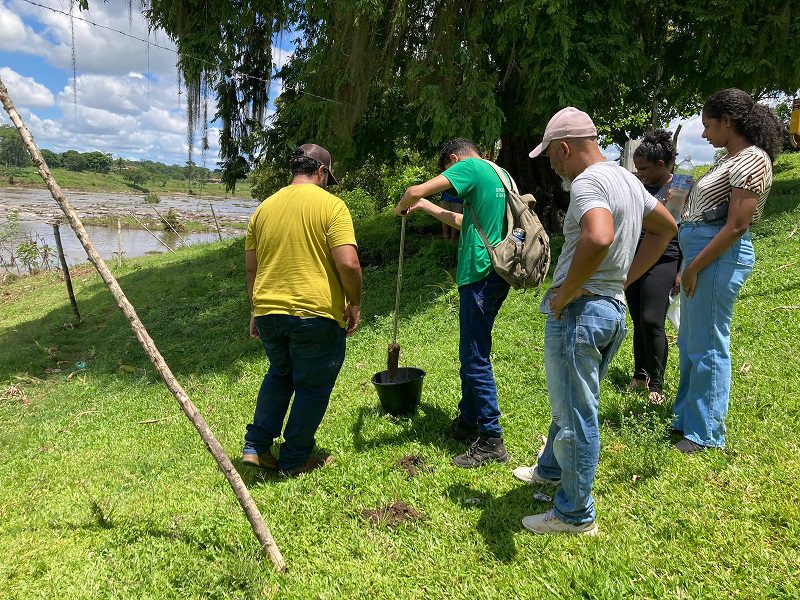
[442,158,509,286]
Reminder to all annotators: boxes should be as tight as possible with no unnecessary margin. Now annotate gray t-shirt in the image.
[547,162,658,303]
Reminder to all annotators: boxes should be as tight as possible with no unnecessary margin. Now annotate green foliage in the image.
[40,149,61,168]
[0,124,31,168]
[160,208,185,233]
[143,193,161,204]
[338,187,377,221]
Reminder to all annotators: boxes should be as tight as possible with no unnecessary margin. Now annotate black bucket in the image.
[371,367,426,417]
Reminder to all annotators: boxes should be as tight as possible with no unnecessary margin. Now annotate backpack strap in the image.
[468,204,492,252]
[481,159,519,193]
[469,159,516,255]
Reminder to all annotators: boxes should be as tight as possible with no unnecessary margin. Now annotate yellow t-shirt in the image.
[245,184,357,327]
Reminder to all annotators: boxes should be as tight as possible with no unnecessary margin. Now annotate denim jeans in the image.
[243,315,346,470]
[457,271,510,437]
[674,223,754,448]
[537,296,627,524]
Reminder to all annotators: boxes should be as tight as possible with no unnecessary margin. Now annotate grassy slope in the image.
[0,155,799,599]
[0,166,252,198]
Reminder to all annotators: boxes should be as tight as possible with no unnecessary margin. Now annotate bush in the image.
[144,193,160,204]
[161,208,185,233]
[339,188,378,222]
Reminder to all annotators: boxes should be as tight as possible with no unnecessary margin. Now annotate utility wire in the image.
[18,0,341,104]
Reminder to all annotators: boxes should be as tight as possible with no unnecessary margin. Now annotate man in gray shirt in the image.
[514,108,677,535]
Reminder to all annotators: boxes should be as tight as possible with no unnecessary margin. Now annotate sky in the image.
[0,0,718,167]
[0,0,291,167]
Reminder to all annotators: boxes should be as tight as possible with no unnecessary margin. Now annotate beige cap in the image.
[529,107,598,158]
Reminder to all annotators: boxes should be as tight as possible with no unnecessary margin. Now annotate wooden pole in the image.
[116,218,123,268]
[50,220,81,322]
[153,207,189,247]
[0,76,287,573]
[209,203,223,241]
[125,210,178,255]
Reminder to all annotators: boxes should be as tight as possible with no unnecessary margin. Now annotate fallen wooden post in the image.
[209,203,223,241]
[125,209,177,255]
[153,207,189,247]
[49,220,81,322]
[0,76,286,574]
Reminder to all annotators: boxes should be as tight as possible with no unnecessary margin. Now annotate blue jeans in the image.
[537,296,627,524]
[243,315,346,470]
[674,223,754,448]
[457,272,510,437]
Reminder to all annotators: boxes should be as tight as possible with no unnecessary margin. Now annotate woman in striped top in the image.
[673,88,782,453]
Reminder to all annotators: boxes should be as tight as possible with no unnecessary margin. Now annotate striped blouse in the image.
[682,146,773,223]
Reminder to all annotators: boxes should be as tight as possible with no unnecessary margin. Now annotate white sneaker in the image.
[512,464,561,486]
[522,509,598,536]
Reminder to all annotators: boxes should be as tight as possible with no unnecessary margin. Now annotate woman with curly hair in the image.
[626,130,681,406]
[673,88,782,453]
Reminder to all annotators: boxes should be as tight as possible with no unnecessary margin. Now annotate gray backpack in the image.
[468,160,550,290]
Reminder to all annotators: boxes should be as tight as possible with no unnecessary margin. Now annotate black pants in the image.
[625,257,679,392]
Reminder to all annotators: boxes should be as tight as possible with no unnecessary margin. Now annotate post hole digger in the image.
[371,211,426,416]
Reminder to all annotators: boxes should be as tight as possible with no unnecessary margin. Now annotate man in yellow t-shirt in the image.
[242,144,362,475]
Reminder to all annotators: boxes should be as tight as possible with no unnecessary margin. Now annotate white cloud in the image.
[668,115,715,165]
[0,67,55,108]
[2,1,284,165]
[0,1,48,54]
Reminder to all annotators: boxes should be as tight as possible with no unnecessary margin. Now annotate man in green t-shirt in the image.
[395,138,511,468]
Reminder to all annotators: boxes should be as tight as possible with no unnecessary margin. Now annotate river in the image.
[0,187,260,267]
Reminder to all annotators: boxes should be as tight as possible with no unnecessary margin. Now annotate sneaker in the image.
[241,451,278,470]
[280,453,334,476]
[522,509,598,536]
[512,464,561,487]
[674,438,707,454]
[446,416,480,443]
[452,435,509,468]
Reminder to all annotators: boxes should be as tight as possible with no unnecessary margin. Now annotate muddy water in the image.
[1,187,261,266]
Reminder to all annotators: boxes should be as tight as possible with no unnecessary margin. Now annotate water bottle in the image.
[667,156,694,219]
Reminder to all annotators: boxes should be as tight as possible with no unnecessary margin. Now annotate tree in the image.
[60,149,86,172]
[82,151,112,173]
[0,124,31,168]
[120,1,800,227]
[41,148,61,168]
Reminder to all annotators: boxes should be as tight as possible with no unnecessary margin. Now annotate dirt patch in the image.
[361,501,425,527]
[396,454,426,477]
[2,384,28,406]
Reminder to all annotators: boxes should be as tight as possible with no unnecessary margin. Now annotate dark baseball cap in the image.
[299,143,338,185]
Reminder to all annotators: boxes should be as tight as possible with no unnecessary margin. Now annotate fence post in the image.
[117,218,122,269]
[50,220,81,322]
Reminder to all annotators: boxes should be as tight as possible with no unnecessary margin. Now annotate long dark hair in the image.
[703,88,782,162]
[634,128,676,168]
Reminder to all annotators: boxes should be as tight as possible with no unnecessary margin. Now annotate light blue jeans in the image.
[674,222,755,448]
[536,296,627,524]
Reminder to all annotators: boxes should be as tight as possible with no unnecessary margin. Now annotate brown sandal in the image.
[648,391,666,405]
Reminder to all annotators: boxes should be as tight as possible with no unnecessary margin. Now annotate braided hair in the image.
[703,88,783,162]
[633,128,676,168]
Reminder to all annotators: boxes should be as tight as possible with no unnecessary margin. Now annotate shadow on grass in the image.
[446,482,550,562]
[350,403,464,454]
[0,217,456,381]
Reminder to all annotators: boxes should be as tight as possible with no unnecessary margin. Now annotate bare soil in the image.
[361,501,425,527]
[395,454,426,477]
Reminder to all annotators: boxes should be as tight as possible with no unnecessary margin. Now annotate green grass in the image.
[1,154,799,598]
[1,166,252,198]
